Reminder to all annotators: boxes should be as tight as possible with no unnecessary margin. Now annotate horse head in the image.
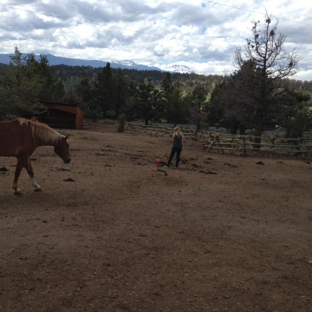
[54,135,71,164]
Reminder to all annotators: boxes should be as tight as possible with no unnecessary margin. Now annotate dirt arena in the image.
[1,122,312,312]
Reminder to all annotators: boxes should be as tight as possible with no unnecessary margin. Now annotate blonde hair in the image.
[174,126,182,137]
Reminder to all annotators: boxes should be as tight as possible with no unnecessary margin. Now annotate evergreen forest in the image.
[1,13,312,139]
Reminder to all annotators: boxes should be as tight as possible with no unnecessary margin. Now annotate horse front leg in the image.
[12,157,24,195]
[25,157,41,192]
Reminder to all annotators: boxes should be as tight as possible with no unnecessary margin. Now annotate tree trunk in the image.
[231,125,238,134]
[239,126,246,135]
[253,130,262,150]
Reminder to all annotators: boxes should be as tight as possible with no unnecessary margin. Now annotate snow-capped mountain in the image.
[114,60,137,67]
[0,53,197,74]
[113,60,161,71]
[0,54,162,71]
[161,64,194,74]
[0,53,194,74]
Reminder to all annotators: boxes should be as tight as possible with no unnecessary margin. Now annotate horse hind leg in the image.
[25,157,42,192]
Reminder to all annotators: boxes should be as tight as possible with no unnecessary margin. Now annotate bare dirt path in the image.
[1,122,312,311]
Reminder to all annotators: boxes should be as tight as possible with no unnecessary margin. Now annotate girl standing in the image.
[165,127,184,168]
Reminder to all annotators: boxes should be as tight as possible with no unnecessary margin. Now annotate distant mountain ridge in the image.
[162,64,194,74]
[0,53,192,73]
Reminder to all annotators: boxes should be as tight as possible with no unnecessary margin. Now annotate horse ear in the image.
[64,135,69,140]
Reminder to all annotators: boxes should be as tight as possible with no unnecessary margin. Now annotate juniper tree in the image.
[235,12,301,147]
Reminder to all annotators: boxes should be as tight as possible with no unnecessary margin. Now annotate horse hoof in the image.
[35,188,42,192]
[14,191,22,195]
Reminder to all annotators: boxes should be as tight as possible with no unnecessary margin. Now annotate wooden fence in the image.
[126,123,204,139]
[204,133,312,156]
[126,123,312,156]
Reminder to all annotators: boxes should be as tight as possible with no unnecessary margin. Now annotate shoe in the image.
[173,166,178,169]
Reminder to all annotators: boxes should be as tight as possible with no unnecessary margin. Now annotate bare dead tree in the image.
[236,11,301,80]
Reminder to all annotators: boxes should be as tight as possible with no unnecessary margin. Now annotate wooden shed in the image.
[40,102,84,129]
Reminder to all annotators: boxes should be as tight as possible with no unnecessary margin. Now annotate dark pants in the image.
[167,147,182,167]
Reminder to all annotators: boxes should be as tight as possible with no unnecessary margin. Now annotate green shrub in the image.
[117,113,127,132]
[106,110,117,119]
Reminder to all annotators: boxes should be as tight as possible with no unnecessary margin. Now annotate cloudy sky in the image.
[0,0,311,81]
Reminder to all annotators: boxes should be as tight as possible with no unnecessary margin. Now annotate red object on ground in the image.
[155,158,161,167]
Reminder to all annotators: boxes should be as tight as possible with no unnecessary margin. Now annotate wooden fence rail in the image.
[126,123,205,139]
[204,133,312,155]
[126,123,312,156]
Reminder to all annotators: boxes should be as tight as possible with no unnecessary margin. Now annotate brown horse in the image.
[0,118,71,194]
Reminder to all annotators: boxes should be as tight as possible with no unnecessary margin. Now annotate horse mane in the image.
[16,118,61,144]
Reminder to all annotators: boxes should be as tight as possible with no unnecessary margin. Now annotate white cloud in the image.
[0,0,311,80]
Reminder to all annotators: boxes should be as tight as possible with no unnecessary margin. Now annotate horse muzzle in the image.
[64,158,71,164]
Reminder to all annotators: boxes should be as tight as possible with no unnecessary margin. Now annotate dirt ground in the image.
[1,122,312,312]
